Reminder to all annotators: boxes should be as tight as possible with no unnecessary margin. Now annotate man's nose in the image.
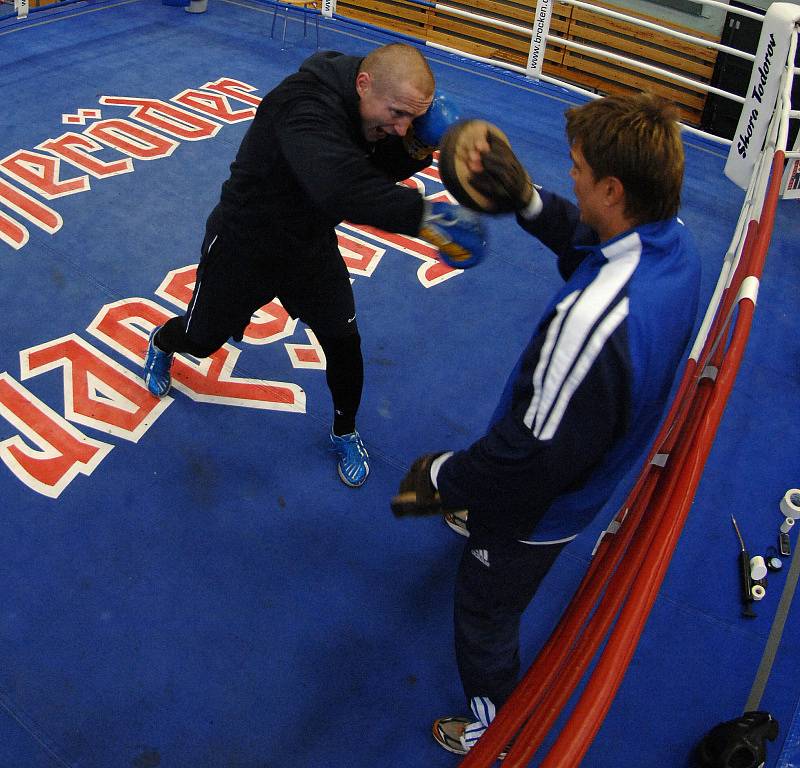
[393,117,413,137]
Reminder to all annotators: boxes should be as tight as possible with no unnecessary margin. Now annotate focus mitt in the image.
[469,132,534,213]
[391,453,447,517]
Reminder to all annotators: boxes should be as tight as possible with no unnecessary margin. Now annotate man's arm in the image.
[516,189,600,280]
[277,100,426,234]
[277,99,486,266]
[369,137,433,183]
[435,313,630,538]
[467,137,600,279]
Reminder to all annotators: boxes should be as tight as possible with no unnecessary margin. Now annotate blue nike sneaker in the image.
[329,430,370,487]
[143,326,173,397]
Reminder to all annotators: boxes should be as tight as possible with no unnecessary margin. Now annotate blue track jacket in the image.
[436,189,701,542]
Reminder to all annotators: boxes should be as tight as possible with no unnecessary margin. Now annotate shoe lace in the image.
[344,435,366,463]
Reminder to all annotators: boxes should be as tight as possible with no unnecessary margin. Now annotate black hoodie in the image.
[210,51,431,257]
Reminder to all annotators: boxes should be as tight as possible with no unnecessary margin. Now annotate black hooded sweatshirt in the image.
[208,51,431,259]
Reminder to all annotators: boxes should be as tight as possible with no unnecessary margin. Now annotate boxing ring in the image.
[1,0,800,766]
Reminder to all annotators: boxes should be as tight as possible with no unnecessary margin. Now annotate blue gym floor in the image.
[1,1,799,765]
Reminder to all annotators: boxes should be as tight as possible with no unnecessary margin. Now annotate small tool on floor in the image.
[779,490,799,556]
[732,515,757,618]
[779,516,793,557]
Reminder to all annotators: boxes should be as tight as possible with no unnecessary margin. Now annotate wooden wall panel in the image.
[334,0,720,127]
[336,0,429,37]
[564,2,716,122]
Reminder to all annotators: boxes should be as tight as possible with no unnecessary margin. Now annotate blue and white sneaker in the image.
[329,430,370,487]
[143,326,173,397]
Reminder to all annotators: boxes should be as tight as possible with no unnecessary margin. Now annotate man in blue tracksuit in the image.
[391,93,701,755]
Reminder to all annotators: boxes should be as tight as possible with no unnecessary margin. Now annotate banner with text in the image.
[780,129,800,199]
[724,2,800,190]
[526,0,554,79]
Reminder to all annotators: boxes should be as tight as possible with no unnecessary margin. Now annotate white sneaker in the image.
[431,715,508,759]
[432,716,471,755]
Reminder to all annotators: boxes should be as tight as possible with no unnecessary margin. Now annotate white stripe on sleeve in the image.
[524,233,641,439]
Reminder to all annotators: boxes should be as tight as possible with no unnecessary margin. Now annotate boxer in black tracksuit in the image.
[146,45,448,486]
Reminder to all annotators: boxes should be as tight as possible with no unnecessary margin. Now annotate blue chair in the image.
[270,0,319,50]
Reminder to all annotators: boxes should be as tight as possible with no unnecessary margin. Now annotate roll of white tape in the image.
[750,555,768,581]
[780,489,800,519]
[781,517,795,534]
[751,584,766,601]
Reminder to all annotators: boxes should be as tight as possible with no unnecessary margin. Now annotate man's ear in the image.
[355,71,371,98]
[604,176,626,208]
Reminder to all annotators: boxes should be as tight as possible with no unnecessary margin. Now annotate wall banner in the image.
[526,0,554,80]
[780,128,800,199]
[724,2,800,190]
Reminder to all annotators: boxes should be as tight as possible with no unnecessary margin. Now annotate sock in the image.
[332,410,356,437]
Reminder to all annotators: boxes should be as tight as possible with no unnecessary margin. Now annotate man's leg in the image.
[144,227,276,396]
[433,522,565,754]
[317,331,363,437]
[293,250,369,487]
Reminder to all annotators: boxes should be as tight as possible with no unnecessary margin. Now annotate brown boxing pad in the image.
[439,119,512,213]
